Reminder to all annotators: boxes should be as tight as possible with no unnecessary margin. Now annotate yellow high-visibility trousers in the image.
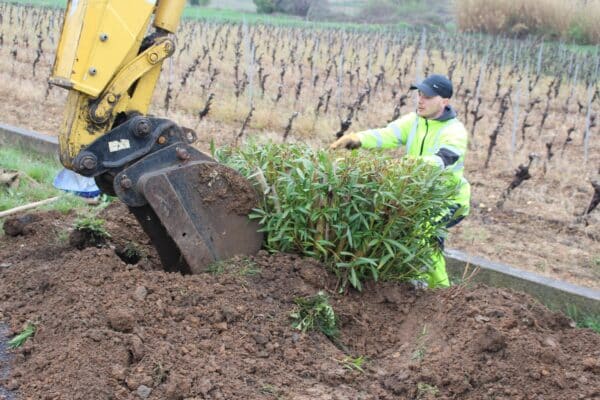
[426,250,450,288]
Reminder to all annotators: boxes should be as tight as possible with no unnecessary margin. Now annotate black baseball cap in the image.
[410,74,453,98]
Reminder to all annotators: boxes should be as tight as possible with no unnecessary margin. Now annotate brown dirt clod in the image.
[2,214,41,236]
[195,162,258,215]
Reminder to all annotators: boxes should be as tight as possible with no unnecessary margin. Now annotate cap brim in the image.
[410,83,437,97]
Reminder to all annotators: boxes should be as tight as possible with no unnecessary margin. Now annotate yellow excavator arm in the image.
[50,0,185,167]
[49,0,262,273]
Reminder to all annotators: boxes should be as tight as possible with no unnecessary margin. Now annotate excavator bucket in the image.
[49,0,262,273]
[130,161,263,274]
[76,116,263,274]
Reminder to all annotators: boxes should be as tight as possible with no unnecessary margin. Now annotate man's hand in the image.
[329,133,361,150]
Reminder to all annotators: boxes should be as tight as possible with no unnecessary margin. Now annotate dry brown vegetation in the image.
[0,3,599,288]
[456,0,600,44]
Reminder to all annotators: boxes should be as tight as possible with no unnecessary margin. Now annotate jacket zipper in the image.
[420,119,429,155]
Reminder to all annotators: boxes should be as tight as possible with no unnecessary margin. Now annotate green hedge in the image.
[218,143,457,290]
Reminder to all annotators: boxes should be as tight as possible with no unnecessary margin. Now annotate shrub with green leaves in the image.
[341,355,367,372]
[253,0,275,14]
[290,291,338,339]
[218,142,457,290]
[73,216,111,244]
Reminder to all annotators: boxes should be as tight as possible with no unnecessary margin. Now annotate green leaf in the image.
[8,324,36,349]
[349,268,359,289]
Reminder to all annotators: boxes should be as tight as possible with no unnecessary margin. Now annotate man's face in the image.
[417,91,448,119]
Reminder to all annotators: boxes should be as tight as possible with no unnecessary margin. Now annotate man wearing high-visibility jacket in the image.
[330,74,470,288]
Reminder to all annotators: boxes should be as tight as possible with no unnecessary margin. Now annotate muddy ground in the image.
[0,202,599,400]
[0,2,599,288]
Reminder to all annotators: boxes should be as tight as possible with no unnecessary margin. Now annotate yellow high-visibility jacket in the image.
[356,106,470,217]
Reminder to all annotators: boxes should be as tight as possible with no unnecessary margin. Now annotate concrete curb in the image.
[0,123,58,156]
[0,122,599,316]
[446,249,600,316]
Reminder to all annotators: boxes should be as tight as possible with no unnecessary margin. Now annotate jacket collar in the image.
[422,105,457,122]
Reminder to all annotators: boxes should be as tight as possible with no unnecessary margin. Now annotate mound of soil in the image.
[0,202,599,399]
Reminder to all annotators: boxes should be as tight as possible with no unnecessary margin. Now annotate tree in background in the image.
[189,0,211,6]
[253,0,331,17]
[254,0,275,13]
[275,0,313,16]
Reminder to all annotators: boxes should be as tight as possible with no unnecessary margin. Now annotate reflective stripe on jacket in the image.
[356,111,470,216]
